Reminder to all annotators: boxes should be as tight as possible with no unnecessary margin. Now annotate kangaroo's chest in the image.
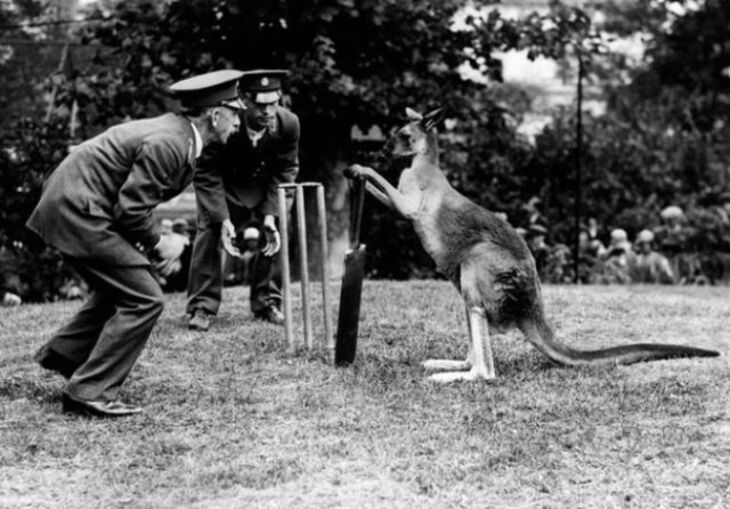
[397,167,451,263]
[413,195,447,261]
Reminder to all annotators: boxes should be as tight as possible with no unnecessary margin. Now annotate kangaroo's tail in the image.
[520,314,720,366]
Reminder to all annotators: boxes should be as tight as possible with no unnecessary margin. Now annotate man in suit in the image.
[186,69,300,331]
[28,70,245,417]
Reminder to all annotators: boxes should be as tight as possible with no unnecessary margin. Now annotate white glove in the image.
[221,218,242,258]
[155,232,189,260]
[261,215,281,257]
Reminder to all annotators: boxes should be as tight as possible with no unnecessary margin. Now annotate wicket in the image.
[277,182,334,354]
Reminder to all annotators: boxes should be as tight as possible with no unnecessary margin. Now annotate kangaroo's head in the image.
[383,107,445,165]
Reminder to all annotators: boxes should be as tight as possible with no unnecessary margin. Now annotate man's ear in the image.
[405,107,423,121]
[421,108,445,131]
[209,108,221,127]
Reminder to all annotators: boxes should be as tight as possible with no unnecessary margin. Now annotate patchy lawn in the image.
[1,282,729,508]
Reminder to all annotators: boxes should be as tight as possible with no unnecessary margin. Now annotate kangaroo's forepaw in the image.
[427,369,496,383]
[422,359,471,372]
[344,164,370,179]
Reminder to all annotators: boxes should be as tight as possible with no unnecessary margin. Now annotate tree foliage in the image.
[530,0,730,247]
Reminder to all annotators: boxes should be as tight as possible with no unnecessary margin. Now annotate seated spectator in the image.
[595,228,632,284]
[579,228,607,259]
[629,229,675,284]
[654,205,692,283]
[578,229,603,283]
[526,224,550,280]
[655,205,687,252]
[58,274,88,300]
[545,243,574,284]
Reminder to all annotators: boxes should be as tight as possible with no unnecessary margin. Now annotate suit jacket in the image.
[193,106,299,224]
[26,113,198,266]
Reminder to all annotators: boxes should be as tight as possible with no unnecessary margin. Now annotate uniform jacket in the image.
[193,106,299,224]
[26,113,198,266]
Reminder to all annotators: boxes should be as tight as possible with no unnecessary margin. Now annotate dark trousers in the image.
[36,256,163,401]
[186,203,282,316]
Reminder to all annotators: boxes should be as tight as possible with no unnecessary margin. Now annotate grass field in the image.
[1,282,729,508]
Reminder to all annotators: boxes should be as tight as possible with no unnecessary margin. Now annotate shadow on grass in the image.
[0,375,62,404]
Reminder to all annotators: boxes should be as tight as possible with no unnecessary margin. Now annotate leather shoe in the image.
[188,308,211,331]
[35,348,78,379]
[255,305,285,325]
[62,393,143,417]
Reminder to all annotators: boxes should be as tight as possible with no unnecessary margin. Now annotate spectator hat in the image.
[526,224,548,238]
[239,69,289,104]
[169,69,245,110]
[610,228,628,243]
[636,229,655,243]
[660,205,684,220]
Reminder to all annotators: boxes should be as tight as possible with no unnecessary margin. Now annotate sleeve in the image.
[193,142,230,224]
[112,135,186,250]
[261,113,300,217]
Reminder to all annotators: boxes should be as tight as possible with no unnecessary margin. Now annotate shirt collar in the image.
[246,125,267,147]
[190,121,203,158]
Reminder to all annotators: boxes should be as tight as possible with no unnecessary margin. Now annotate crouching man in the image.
[186,69,300,331]
[28,70,244,417]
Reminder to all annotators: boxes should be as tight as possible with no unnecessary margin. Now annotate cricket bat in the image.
[334,176,367,366]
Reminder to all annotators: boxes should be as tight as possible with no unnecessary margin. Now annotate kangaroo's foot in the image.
[422,359,471,371]
[427,368,495,383]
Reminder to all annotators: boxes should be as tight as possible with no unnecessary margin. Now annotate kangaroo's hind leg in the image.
[422,303,474,373]
[426,263,496,383]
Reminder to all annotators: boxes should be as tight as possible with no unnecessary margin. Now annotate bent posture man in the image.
[28,70,244,417]
[186,69,300,331]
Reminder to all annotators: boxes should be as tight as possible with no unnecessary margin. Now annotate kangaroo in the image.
[344,107,719,382]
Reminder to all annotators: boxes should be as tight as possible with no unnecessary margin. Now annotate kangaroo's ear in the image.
[421,108,446,131]
[405,107,423,121]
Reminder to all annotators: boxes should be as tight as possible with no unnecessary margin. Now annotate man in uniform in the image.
[186,69,300,331]
[28,70,244,417]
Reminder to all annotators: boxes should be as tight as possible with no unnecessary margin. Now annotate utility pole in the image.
[573,49,584,283]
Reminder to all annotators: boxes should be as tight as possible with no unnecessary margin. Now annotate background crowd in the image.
[524,199,730,286]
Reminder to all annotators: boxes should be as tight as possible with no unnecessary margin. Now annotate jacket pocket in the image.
[83,197,112,219]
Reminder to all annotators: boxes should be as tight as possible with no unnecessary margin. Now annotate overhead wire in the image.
[0,15,110,31]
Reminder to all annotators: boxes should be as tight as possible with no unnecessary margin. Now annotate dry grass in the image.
[1,282,729,508]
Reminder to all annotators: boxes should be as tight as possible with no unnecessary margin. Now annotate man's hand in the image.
[262,215,281,257]
[155,232,189,260]
[221,218,242,258]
